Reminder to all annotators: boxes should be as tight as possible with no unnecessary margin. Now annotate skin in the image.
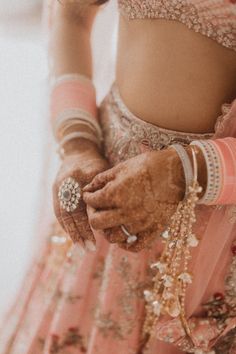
[52,1,236,252]
[116,16,236,133]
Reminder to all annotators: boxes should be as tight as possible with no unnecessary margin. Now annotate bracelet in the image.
[50,75,97,121]
[50,73,93,89]
[53,109,103,142]
[57,131,102,159]
[50,73,103,157]
[190,140,222,205]
[210,138,236,204]
[169,144,194,199]
[142,144,203,345]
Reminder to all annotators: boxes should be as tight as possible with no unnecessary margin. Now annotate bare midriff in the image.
[116,16,236,134]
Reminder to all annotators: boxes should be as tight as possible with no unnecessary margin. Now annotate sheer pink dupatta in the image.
[153,98,236,352]
[44,1,236,351]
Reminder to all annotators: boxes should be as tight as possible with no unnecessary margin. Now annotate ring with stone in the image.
[58,177,82,212]
[120,225,138,244]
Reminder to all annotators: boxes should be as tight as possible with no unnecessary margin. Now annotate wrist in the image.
[168,148,186,200]
[60,138,102,158]
[184,144,207,199]
[149,148,186,202]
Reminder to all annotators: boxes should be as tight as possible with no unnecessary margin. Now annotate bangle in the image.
[169,144,194,199]
[53,109,103,142]
[50,73,93,89]
[57,131,101,159]
[50,73,102,149]
[50,73,97,120]
[210,138,236,204]
[190,140,222,205]
[142,144,203,345]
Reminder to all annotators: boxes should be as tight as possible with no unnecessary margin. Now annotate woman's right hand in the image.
[52,143,109,253]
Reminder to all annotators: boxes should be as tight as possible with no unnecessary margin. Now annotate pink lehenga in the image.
[1,0,236,353]
[1,79,236,354]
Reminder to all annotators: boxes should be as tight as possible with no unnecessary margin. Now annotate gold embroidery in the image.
[99,83,214,166]
[118,0,236,51]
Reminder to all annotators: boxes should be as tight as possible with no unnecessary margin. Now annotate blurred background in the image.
[0,0,118,325]
[0,0,48,319]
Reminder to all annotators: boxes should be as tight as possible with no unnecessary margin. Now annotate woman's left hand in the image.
[83,147,187,251]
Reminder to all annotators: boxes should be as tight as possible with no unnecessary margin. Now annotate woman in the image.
[1,0,236,353]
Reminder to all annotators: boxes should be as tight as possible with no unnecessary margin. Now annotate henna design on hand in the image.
[52,150,109,248]
[83,148,185,252]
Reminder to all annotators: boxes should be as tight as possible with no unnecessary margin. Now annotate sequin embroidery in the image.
[118,0,236,51]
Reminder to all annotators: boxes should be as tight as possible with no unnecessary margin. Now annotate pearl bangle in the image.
[57,131,102,159]
[169,144,194,199]
[190,140,222,205]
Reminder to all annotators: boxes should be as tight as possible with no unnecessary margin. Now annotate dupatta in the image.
[44,1,236,351]
[152,99,236,353]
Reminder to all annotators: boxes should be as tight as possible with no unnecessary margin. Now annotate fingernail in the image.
[74,243,86,257]
[85,240,96,252]
[83,184,90,192]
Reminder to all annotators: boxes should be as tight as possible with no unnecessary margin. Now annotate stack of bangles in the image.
[50,73,138,243]
[50,73,103,158]
[142,137,236,341]
[170,137,236,206]
[51,73,236,245]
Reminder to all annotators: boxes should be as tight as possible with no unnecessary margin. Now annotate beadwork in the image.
[142,145,203,347]
[190,140,222,205]
[58,177,82,212]
[118,0,236,52]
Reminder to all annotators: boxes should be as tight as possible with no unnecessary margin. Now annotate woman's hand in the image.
[52,143,109,252]
[83,147,187,252]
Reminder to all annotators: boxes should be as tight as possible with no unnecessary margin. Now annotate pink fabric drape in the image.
[149,98,236,352]
[0,1,236,354]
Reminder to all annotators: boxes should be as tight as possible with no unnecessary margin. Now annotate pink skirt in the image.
[0,82,236,354]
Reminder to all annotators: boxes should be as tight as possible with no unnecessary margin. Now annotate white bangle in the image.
[190,140,222,205]
[58,131,102,159]
[50,73,94,91]
[53,109,103,142]
[169,144,194,199]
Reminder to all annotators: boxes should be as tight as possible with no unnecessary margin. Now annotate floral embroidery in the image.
[118,0,236,51]
[92,257,106,280]
[49,327,87,353]
[202,293,236,330]
[213,328,236,353]
[94,311,129,340]
[99,83,214,166]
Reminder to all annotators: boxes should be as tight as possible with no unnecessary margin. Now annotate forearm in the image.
[50,2,98,78]
[49,2,103,156]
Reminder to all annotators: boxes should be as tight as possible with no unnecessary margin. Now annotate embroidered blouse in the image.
[118,0,236,52]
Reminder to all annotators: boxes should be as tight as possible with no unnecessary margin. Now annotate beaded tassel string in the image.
[141,145,203,349]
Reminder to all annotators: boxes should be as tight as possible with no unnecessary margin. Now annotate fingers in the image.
[83,185,116,209]
[118,226,160,253]
[52,184,65,231]
[122,219,154,235]
[59,210,87,255]
[60,208,84,244]
[60,202,96,252]
[54,173,96,251]
[103,227,127,243]
[88,208,125,230]
[103,221,157,250]
[72,208,96,247]
[83,168,116,192]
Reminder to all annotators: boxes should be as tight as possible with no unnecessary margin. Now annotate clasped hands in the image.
[53,145,187,253]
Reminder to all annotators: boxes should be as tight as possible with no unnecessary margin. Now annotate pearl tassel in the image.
[142,145,202,346]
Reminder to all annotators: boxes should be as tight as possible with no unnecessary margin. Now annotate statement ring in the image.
[121,225,138,244]
[58,177,82,212]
